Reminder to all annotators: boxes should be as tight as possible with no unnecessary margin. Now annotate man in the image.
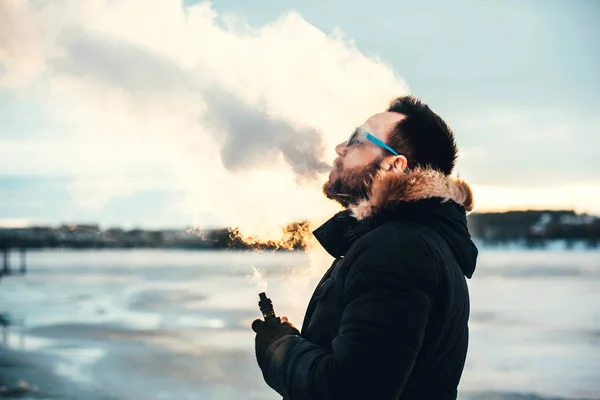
[252,96,478,400]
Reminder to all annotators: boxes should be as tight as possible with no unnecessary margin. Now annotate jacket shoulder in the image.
[350,221,438,264]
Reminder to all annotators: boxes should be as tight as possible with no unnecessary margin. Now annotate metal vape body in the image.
[258,292,281,325]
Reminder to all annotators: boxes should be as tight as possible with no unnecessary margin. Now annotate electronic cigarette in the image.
[258,292,281,325]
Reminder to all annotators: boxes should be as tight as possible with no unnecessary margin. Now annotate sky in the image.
[0,0,598,233]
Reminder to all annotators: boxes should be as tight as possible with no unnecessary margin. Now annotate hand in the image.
[252,316,299,366]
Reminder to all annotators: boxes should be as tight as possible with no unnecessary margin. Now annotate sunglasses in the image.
[346,127,399,156]
[345,127,410,174]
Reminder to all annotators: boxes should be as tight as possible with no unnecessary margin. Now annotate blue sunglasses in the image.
[346,127,399,156]
[346,127,410,174]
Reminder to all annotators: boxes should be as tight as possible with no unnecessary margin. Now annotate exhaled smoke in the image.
[228,221,313,251]
[52,32,332,182]
[203,86,331,182]
[248,266,268,293]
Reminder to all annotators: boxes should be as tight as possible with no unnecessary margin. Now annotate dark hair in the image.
[386,96,458,175]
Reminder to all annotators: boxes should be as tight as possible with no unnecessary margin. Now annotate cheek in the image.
[343,149,374,170]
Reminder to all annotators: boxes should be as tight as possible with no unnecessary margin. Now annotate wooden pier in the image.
[0,246,27,277]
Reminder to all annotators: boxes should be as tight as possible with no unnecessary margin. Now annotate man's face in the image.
[323,112,405,207]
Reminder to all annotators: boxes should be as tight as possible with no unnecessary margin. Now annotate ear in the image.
[394,155,408,172]
[381,155,407,172]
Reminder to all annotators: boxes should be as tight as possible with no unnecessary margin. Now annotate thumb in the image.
[251,319,265,333]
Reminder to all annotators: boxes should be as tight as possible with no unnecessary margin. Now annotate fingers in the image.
[253,316,297,334]
[281,316,297,330]
[283,321,298,331]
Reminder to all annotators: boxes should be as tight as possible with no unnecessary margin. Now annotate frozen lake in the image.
[0,247,599,399]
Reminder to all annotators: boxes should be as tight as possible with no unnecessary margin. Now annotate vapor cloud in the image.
[0,0,408,235]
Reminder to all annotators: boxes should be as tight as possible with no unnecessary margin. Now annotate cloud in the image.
[0,0,408,235]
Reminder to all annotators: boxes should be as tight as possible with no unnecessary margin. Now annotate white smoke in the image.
[0,0,409,237]
[248,266,268,293]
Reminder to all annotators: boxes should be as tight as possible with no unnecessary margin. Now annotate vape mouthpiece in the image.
[258,291,277,322]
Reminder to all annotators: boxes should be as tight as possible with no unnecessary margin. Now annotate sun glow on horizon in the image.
[470,182,600,216]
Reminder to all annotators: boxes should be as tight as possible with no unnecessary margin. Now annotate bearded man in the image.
[252,96,478,400]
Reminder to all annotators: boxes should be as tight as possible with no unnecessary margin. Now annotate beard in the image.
[322,156,383,208]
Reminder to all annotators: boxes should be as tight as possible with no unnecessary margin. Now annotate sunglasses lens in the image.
[346,130,358,146]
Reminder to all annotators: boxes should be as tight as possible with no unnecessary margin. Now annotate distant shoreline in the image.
[1,209,599,251]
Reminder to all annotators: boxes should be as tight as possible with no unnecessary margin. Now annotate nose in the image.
[335,141,346,156]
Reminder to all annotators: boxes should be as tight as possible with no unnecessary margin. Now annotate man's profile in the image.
[252,96,478,400]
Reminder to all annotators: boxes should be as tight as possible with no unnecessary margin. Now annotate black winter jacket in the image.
[258,168,478,400]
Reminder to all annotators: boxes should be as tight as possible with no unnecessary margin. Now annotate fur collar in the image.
[348,167,474,220]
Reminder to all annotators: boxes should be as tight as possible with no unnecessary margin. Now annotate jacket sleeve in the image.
[260,236,438,399]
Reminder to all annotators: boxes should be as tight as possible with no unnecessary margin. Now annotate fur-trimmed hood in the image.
[349,167,474,221]
[313,166,478,278]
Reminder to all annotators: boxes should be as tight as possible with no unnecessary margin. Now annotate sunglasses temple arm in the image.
[365,133,399,156]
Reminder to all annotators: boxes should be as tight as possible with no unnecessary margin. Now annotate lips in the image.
[328,159,342,181]
[332,158,342,172]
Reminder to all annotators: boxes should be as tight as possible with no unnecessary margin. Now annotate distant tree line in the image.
[0,222,312,251]
[467,210,599,248]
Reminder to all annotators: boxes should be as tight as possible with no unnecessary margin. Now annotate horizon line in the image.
[0,207,597,230]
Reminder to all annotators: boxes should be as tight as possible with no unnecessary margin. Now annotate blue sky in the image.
[0,0,598,229]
